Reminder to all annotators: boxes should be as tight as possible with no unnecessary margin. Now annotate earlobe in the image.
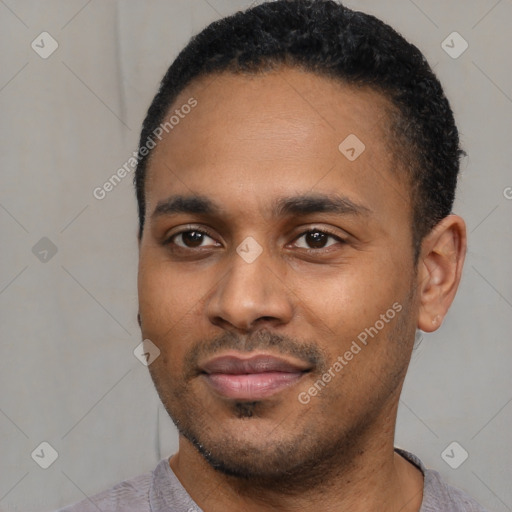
[416,215,466,333]
[431,314,442,327]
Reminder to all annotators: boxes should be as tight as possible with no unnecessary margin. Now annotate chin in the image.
[175,408,360,489]
[185,428,307,479]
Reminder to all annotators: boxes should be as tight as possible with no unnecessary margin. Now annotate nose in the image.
[206,244,294,332]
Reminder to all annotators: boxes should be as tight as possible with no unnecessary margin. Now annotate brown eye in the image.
[305,231,328,248]
[182,231,204,247]
[293,230,342,250]
[171,230,218,248]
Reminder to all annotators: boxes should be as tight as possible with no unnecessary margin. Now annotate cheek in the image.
[290,252,407,334]
[137,255,206,346]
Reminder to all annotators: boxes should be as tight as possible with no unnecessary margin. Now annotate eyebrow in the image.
[151,193,371,220]
[151,195,220,219]
[273,193,371,217]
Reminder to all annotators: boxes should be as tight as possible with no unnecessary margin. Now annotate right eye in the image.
[167,229,220,249]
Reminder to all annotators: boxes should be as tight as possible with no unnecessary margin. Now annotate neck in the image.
[169,406,424,512]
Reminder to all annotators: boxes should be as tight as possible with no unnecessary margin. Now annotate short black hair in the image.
[134,0,464,260]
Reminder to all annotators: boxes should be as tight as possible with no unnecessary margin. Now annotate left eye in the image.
[171,230,218,248]
[293,230,342,249]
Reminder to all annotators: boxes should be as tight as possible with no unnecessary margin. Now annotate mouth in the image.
[199,352,312,400]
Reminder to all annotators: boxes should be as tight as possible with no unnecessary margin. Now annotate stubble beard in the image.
[147,302,415,494]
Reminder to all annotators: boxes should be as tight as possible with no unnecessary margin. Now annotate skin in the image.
[137,67,466,512]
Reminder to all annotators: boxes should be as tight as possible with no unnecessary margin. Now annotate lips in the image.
[200,353,311,400]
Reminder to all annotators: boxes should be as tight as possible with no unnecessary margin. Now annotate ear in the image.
[416,214,467,332]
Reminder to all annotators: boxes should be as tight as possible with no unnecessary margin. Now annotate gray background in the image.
[0,0,511,510]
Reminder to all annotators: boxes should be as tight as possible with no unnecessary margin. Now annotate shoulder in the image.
[396,448,489,512]
[422,467,489,512]
[52,467,154,512]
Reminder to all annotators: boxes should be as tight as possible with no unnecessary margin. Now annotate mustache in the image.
[183,330,328,379]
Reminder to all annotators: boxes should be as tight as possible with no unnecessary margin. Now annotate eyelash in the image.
[165,227,219,249]
[164,226,346,251]
[290,228,346,251]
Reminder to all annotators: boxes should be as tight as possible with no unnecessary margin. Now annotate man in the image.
[58,1,487,510]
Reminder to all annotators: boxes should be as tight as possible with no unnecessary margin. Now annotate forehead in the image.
[144,67,409,222]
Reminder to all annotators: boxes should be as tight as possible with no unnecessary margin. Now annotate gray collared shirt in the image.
[54,449,488,511]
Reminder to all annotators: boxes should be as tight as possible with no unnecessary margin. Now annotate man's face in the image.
[137,68,419,480]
